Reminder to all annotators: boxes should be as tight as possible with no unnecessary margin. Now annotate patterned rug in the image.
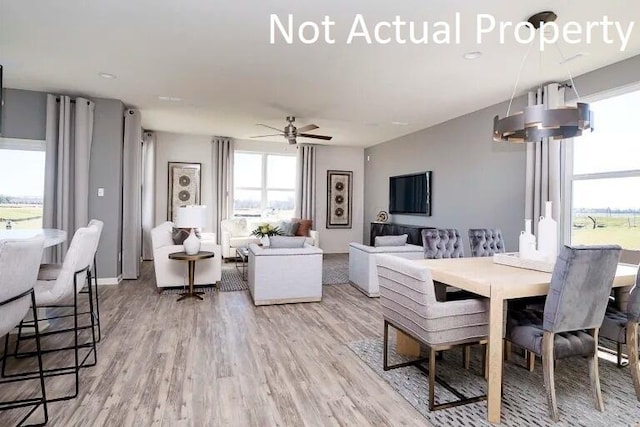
[348,338,640,427]
[323,253,349,285]
[160,264,248,294]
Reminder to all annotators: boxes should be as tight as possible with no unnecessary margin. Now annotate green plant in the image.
[251,223,283,238]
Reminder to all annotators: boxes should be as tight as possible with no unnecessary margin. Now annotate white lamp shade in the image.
[175,205,207,229]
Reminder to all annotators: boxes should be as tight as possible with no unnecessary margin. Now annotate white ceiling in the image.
[1,0,639,147]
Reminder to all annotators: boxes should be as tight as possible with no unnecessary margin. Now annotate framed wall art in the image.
[326,170,353,229]
[167,162,201,222]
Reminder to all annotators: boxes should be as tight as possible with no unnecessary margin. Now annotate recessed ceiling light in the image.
[391,121,409,126]
[463,51,482,60]
[98,72,116,79]
[158,96,182,102]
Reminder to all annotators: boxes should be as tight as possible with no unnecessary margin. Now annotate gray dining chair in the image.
[468,228,506,257]
[377,254,488,410]
[0,235,48,426]
[506,245,621,421]
[601,273,640,400]
[421,228,465,259]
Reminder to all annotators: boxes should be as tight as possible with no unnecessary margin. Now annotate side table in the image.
[168,251,215,301]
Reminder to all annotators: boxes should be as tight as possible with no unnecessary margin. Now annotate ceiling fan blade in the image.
[298,133,332,141]
[250,133,284,138]
[296,124,319,133]
[256,123,284,132]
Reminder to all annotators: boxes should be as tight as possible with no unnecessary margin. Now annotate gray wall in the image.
[0,88,47,140]
[364,97,527,251]
[89,98,125,280]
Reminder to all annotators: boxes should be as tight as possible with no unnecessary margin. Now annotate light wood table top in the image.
[412,256,637,424]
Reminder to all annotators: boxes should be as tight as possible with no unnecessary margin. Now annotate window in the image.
[0,146,46,229]
[233,152,296,218]
[566,89,640,249]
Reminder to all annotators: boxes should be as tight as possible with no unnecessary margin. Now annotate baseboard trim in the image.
[97,276,122,286]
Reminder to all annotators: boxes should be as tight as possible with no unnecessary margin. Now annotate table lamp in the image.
[175,205,207,255]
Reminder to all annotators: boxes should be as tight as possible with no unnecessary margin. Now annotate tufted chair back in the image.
[422,229,464,259]
[543,245,621,333]
[628,270,640,323]
[468,228,506,257]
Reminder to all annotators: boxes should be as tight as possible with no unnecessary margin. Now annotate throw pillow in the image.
[172,227,190,245]
[374,234,408,247]
[278,220,300,236]
[292,218,313,237]
[269,236,307,248]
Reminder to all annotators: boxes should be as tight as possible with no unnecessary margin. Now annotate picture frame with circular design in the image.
[168,162,201,222]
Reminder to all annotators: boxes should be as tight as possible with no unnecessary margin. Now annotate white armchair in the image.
[248,243,323,306]
[348,242,424,297]
[220,217,320,258]
[151,222,222,288]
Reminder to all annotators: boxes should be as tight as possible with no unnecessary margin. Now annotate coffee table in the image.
[168,251,215,301]
[235,247,249,281]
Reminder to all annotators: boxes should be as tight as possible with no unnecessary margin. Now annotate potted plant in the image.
[251,223,283,245]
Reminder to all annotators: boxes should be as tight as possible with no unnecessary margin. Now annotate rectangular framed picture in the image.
[167,162,201,222]
[327,170,353,229]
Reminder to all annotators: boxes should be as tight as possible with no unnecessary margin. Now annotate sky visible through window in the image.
[0,149,46,198]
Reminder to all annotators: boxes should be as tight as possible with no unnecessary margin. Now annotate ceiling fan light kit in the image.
[252,115,332,144]
[492,11,594,144]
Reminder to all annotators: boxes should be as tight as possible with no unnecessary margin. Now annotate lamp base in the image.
[183,229,201,255]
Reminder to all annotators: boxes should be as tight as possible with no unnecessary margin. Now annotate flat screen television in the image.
[389,171,431,216]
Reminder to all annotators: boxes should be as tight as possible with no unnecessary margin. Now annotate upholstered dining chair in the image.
[0,235,48,426]
[377,254,488,410]
[506,245,621,421]
[467,228,506,257]
[601,274,640,400]
[6,226,99,404]
[421,228,465,259]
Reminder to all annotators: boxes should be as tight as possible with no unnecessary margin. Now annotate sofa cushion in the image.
[374,234,408,247]
[172,227,190,245]
[278,221,300,236]
[269,236,307,248]
[292,218,313,237]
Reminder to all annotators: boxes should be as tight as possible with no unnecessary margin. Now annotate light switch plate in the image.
[98,188,104,197]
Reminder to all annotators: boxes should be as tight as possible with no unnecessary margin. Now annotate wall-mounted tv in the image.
[389,171,431,216]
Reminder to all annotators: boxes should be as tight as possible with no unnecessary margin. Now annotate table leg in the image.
[396,330,421,357]
[487,293,504,424]
[178,260,204,301]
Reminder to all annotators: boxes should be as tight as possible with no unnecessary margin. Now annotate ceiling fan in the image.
[251,116,332,144]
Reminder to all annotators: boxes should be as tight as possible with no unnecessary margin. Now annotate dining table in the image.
[407,256,638,424]
[0,228,67,247]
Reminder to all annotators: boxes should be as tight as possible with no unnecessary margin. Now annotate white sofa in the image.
[220,217,319,258]
[248,243,323,306]
[348,242,424,297]
[151,221,222,288]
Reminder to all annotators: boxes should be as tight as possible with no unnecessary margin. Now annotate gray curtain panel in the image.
[525,83,565,236]
[43,94,95,263]
[212,137,234,244]
[295,144,316,224]
[122,109,142,279]
[141,131,156,261]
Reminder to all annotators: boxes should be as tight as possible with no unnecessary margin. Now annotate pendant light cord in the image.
[554,42,581,100]
[506,39,536,116]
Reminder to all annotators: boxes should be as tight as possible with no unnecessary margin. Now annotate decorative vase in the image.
[183,228,201,255]
[537,201,558,263]
[260,236,270,247]
[519,219,536,259]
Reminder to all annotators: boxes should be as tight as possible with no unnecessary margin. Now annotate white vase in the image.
[519,219,536,259]
[260,236,270,247]
[538,201,558,262]
[183,229,201,255]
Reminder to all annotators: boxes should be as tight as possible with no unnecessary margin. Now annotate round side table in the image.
[168,251,215,301]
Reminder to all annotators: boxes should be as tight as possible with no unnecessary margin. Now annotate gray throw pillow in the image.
[172,227,190,245]
[278,221,299,236]
[374,234,408,247]
[269,236,307,248]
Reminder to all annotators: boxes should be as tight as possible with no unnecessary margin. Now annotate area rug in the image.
[323,253,349,285]
[348,338,640,427]
[160,265,248,294]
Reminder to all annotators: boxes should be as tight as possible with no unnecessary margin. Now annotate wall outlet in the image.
[98,188,104,197]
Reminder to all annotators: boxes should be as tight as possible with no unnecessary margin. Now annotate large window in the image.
[233,152,296,218]
[0,147,46,229]
[567,89,640,249]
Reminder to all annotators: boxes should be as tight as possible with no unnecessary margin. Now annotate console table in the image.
[370,222,434,246]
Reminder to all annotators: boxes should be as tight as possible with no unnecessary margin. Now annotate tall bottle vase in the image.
[537,201,558,263]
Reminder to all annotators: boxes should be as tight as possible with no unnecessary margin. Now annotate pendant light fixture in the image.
[492,11,594,143]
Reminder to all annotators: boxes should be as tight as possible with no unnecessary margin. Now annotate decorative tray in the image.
[492,252,555,273]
